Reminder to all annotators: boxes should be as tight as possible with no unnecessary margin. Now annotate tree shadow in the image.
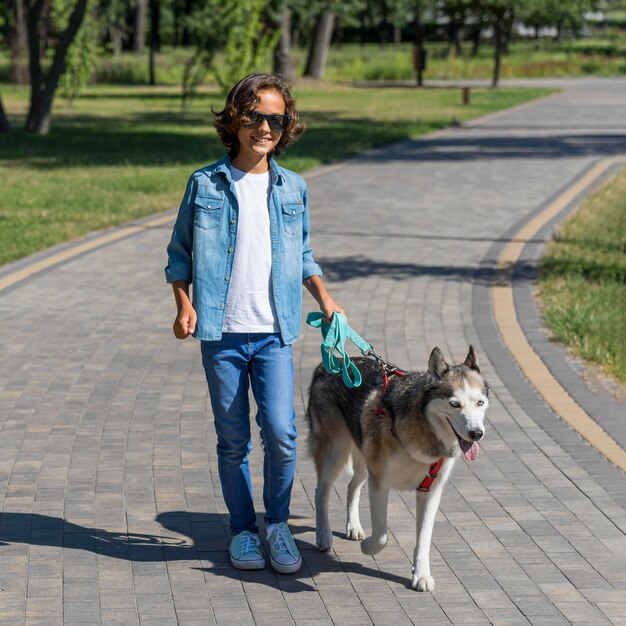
[317,254,542,285]
[1,110,430,170]
[355,132,626,162]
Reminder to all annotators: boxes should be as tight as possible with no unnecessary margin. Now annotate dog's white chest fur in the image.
[383,453,455,491]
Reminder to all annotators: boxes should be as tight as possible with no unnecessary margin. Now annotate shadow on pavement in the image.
[318,254,540,284]
[358,133,626,161]
[0,511,414,592]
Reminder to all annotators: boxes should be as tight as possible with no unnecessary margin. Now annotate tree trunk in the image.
[109,25,123,55]
[0,95,11,133]
[149,0,159,84]
[470,27,481,57]
[304,11,335,79]
[150,0,160,52]
[413,14,424,87]
[182,0,193,46]
[10,0,30,83]
[25,0,90,134]
[555,19,563,41]
[359,10,367,45]
[492,20,502,88]
[502,15,514,55]
[375,0,391,46]
[134,0,147,53]
[273,7,295,82]
[393,24,402,45]
[448,21,461,57]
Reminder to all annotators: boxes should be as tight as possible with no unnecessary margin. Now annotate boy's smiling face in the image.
[233,89,286,172]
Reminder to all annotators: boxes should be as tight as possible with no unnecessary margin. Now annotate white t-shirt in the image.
[222,166,279,333]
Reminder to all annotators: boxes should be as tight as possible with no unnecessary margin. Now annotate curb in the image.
[491,157,626,472]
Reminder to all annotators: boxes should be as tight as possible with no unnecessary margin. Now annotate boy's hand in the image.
[303,276,346,324]
[173,304,197,339]
[320,298,346,324]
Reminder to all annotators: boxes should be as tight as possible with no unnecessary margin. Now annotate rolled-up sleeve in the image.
[165,175,196,284]
[301,185,323,281]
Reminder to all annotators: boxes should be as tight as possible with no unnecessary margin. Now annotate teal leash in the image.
[306,311,400,388]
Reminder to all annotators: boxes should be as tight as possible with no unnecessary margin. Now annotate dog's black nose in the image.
[468,429,483,441]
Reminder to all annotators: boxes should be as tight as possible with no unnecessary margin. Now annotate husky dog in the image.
[306,346,488,591]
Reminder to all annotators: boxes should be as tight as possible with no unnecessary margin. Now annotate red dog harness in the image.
[375,369,445,493]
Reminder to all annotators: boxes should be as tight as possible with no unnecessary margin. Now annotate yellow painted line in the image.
[492,157,626,471]
[0,213,175,293]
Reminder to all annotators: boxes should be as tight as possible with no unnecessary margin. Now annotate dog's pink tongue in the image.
[460,439,480,461]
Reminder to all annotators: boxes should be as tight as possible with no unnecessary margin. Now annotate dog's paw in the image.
[346,522,364,541]
[316,530,333,552]
[361,534,387,555]
[411,575,435,592]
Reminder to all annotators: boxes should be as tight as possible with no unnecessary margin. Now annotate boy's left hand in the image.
[320,299,346,324]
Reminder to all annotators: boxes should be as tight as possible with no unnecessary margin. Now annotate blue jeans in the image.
[200,333,297,535]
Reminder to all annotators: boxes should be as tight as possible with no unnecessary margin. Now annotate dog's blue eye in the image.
[477,400,484,406]
[449,400,460,408]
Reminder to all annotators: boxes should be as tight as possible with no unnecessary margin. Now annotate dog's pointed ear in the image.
[428,347,449,380]
[464,345,480,372]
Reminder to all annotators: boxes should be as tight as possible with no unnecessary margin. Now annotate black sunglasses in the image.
[242,111,291,133]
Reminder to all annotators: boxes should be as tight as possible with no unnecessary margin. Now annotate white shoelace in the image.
[239,534,259,555]
[269,526,296,557]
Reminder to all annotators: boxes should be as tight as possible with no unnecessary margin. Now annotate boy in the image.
[165,74,343,573]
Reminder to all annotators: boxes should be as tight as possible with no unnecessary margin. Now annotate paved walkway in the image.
[1,78,625,625]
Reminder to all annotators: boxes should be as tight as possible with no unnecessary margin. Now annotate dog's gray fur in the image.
[306,346,489,591]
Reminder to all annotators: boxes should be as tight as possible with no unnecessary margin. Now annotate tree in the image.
[182,0,278,104]
[439,0,472,57]
[100,0,130,54]
[476,0,515,87]
[133,0,147,52]
[304,10,335,77]
[412,0,435,86]
[518,0,597,40]
[0,94,10,133]
[24,0,90,134]
[300,0,364,79]
[59,3,100,103]
[9,0,30,83]
[149,0,159,84]
[272,2,295,81]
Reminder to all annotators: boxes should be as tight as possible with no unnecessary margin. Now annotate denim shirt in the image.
[165,155,322,344]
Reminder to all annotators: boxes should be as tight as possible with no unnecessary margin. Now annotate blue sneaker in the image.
[266,523,302,574]
[229,531,265,570]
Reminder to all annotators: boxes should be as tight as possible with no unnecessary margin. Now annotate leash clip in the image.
[363,346,390,370]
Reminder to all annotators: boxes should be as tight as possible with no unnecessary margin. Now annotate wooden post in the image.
[462,86,470,105]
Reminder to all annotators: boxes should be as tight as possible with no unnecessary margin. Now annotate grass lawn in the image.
[322,41,626,82]
[4,41,621,86]
[82,40,626,84]
[539,166,626,383]
[0,83,552,266]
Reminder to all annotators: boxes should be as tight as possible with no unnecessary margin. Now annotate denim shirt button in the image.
[219,303,224,309]
[230,218,236,224]
[224,276,229,281]
[228,247,233,253]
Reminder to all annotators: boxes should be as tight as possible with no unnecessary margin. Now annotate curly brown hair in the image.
[213,74,305,160]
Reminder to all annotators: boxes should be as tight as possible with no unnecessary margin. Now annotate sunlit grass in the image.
[539,166,626,382]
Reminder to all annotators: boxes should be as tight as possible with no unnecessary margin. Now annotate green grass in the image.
[3,39,624,87]
[539,167,626,383]
[0,83,552,266]
[322,41,626,82]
